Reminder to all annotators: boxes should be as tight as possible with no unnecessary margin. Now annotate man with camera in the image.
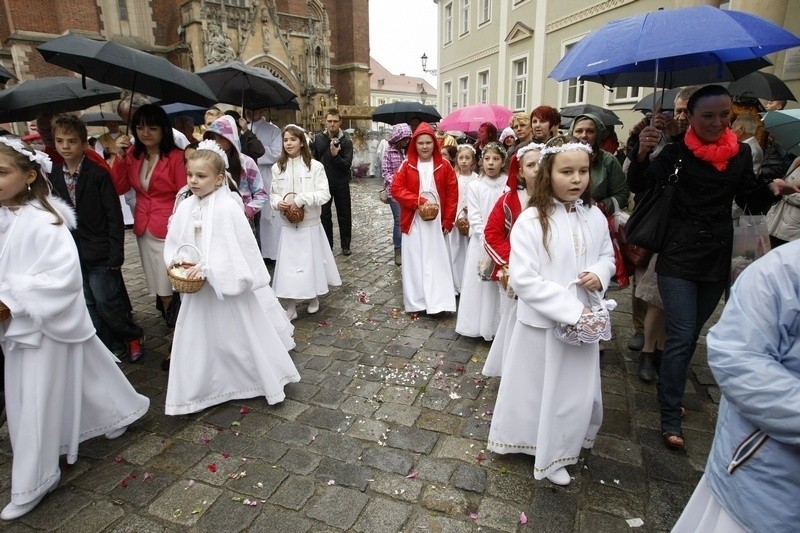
[312,109,354,255]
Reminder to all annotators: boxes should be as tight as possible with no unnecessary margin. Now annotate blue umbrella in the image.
[550,6,800,89]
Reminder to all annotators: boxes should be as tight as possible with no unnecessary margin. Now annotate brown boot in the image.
[394,249,402,266]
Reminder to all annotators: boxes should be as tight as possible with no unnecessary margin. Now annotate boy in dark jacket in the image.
[49,114,144,362]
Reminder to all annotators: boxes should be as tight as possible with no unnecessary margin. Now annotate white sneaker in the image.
[546,467,571,486]
[307,298,320,314]
[1,472,60,520]
[105,426,127,439]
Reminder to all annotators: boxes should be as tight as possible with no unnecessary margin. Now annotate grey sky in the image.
[369,0,438,83]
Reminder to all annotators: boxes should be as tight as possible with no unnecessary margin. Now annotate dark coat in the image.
[50,157,125,268]
[311,130,353,187]
[628,141,777,282]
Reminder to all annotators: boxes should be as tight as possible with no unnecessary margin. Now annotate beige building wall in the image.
[435,0,800,134]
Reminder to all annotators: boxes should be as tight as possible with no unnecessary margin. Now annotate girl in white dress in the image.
[0,138,149,520]
[486,136,615,486]
[392,123,459,314]
[482,143,544,376]
[455,143,509,340]
[164,141,300,415]
[446,145,478,294]
[270,125,342,320]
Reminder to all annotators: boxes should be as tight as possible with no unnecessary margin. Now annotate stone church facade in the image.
[0,0,371,130]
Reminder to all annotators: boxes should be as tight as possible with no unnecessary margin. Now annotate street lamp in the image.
[420,52,438,76]
[420,87,428,105]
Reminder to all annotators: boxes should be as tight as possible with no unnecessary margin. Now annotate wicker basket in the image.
[455,207,470,236]
[418,191,440,222]
[283,193,305,224]
[0,300,10,322]
[167,243,206,293]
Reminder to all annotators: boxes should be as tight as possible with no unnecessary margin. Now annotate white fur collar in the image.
[43,195,77,230]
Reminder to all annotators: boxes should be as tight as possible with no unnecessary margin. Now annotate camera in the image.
[331,139,340,148]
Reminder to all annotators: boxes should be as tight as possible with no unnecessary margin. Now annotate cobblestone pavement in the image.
[0,178,724,532]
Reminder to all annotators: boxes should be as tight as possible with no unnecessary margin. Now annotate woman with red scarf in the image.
[628,85,799,450]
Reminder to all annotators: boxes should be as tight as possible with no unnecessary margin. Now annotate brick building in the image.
[0,0,370,130]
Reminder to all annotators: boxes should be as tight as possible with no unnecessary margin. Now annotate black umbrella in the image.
[37,34,217,107]
[0,65,16,83]
[196,61,297,109]
[0,77,121,122]
[560,104,622,126]
[633,88,683,112]
[372,101,441,125]
[81,111,123,125]
[726,71,796,101]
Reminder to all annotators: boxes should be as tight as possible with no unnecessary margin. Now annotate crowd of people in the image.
[0,85,798,529]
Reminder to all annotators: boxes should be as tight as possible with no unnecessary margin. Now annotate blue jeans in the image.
[389,198,401,250]
[83,265,143,352]
[656,274,726,433]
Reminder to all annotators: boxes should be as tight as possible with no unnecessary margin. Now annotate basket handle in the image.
[171,243,203,266]
[418,189,440,205]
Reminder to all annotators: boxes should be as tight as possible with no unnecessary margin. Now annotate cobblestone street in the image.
[0,177,723,532]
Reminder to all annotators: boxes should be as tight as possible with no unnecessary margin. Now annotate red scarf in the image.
[683,126,740,172]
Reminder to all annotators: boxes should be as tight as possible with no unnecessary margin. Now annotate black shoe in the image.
[342,248,352,256]
[638,352,656,382]
[628,331,645,351]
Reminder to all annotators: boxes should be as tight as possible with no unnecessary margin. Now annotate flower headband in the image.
[482,141,507,159]
[538,142,592,163]
[0,136,53,174]
[196,139,229,169]
[515,142,546,161]
[456,144,476,155]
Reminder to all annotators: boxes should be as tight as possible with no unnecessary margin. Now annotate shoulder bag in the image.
[623,155,682,253]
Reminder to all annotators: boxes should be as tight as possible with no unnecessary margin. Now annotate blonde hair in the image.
[456,144,477,173]
[510,112,530,128]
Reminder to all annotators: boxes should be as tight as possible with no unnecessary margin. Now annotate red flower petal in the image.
[239,406,251,415]
[221,451,231,459]
[207,463,218,472]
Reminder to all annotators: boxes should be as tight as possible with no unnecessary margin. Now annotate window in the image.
[460,0,470,35]
[479,0,491,25]
[117,0,128,21]
[610,86,642,103]
[459,76,469,107]
[512,58,527,111]
[444,3,453,44]
[443,81,453,111]
[477,70,489,104]
[561,42,586,105]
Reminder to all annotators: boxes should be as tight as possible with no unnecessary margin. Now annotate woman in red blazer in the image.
[112,104,186,332]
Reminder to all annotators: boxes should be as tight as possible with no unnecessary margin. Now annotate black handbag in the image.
[624,157,682,252]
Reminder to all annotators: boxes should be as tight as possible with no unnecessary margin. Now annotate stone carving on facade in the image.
[205,19,236,64]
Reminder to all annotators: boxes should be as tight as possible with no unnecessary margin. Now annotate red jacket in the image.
[484,189,524,280]
[391,123,458,234]
[111,147,186,238]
